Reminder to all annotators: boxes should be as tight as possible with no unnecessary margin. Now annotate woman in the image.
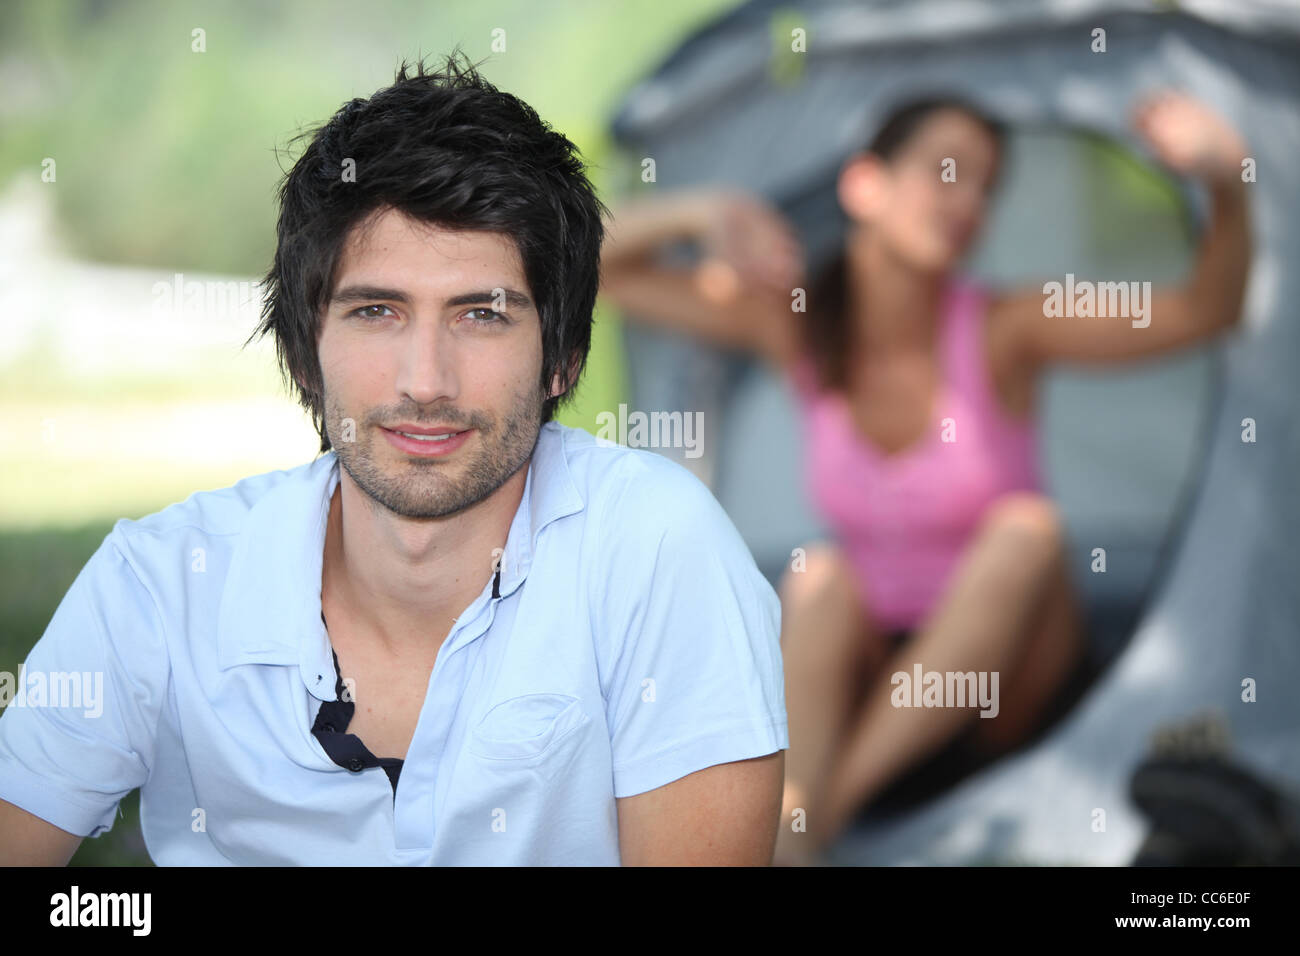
[598,90,1252,864]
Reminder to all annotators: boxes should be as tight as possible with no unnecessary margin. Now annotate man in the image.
[0,53,787,866]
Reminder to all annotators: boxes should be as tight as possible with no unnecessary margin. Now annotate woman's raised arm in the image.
[990,90,1252,367]
[600,188,805,367]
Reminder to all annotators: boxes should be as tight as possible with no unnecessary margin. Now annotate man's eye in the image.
[465,308,507,324]
[351,304,394,320]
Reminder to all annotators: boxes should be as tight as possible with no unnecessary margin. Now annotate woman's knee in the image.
[978,492,1066,565]
[778,542,862,611]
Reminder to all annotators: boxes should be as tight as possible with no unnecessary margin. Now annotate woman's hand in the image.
[599,188,805,359]
[694,190,806,300]
[1131,89,1250,187]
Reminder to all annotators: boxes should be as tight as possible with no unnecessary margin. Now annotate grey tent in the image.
[606,0,1299,864]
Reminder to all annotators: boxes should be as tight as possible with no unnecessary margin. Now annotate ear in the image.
[548,352,582,400]
[837,152,887,223]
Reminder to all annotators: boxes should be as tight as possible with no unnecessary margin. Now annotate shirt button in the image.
[347,756,365,772]
[321,723,336,734]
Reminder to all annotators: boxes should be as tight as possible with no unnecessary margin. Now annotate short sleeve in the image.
[0,527,169,838]
[598,460,788,799]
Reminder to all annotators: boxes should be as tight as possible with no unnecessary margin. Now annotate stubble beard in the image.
[325,384,544,520]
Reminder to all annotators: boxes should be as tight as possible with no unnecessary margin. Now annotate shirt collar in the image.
[215,421,584,689]
[493,421,585,599]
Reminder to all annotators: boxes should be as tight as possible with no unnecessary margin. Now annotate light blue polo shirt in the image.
[0,421,787,864]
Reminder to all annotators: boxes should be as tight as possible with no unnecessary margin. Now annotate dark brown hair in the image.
[800,96,1006,392]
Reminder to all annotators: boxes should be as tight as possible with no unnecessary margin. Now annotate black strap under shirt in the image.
[310,568,501,797]
[311,612,405,796]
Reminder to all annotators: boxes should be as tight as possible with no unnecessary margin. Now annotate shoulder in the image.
[549,421,748,554]
[971,276,1040,355]
[107,455,332,585]
[981,277,1040,338]
[969,280,1043,415]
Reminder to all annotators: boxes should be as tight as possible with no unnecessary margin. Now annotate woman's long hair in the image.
[801,96,1006,392]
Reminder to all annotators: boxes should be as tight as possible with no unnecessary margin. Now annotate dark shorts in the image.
[858,628,1101,820]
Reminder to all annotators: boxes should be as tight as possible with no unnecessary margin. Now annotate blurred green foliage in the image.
[1,0,735,272]
[1079,131,1195,269]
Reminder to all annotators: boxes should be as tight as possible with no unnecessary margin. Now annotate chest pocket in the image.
[466,693,592,767]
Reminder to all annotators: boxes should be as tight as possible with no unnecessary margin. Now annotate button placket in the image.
[394,586,505,852]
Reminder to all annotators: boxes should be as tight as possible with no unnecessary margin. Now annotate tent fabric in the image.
[607,0,1299,863]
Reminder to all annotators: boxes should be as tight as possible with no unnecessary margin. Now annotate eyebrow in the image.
[329,285,534,311]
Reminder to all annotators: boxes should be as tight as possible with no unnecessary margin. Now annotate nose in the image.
[394,315,461,409]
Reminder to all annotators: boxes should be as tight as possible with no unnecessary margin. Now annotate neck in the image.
[321,460,528,654]
[844,225,948,354]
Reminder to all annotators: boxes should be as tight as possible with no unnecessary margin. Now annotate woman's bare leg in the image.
[969,538,1085,755]
[809,493,1086,851]
[772,543,885,864]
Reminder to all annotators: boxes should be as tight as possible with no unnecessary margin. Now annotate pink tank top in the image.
[787,274,1042,632]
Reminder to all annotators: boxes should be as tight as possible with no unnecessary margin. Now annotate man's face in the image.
[317,206,552,519]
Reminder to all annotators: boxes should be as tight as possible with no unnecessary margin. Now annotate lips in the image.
[384,424,465,436]
[380,425,474,456]
[390,430,462,443]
